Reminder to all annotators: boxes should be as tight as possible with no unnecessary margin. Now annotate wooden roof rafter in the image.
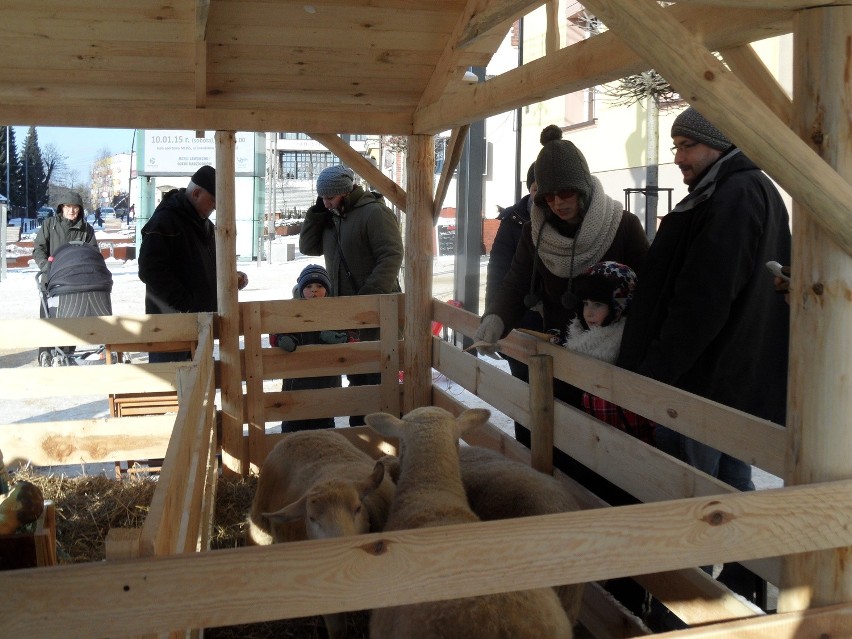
[415,3,793,133]
[195,0,210,114]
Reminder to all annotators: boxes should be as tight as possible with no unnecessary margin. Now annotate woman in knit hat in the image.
[475,124,649,354]
[269,264,348,432]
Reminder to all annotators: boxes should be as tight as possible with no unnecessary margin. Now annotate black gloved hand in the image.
[307,197,333,227]
[276,335,297,352]
[319,330,348,344]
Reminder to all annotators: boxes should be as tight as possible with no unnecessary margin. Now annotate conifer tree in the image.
[0,127,22,205]
[20,127,49,217]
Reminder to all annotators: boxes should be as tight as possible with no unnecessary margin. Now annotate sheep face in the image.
[366,407,490,447]
[263,462,386,541]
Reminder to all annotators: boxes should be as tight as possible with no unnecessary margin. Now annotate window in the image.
[279,151,338,180]
[562,8,597,129]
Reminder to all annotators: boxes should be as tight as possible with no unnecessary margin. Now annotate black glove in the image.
[307,197,335,227]
[276,335,297,352]
[320,330,348,344]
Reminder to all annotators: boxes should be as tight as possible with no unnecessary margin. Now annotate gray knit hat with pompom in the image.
[533,125,593,211]
[671,107,732,151]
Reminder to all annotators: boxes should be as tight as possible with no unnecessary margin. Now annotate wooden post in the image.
[214,131,246,477]
[402,134,435,414]
[779,7,852,611]
[529,354,554,475]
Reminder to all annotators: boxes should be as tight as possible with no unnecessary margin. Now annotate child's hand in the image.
[320,330,348,344]
[277,335,297,352]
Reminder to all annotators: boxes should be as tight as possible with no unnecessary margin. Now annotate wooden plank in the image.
[458,0,546,47]
[415,5,792,133]
[719,44,791,125]
[0,415,175,466]
[241,302,266,472]
[0,364,179,399]
[779,6,852,613]
[262,385,387,423]
[3,480,852,638]
[580,0,852,258]
[263,342,387,379]
[0,103,414,136]
[402,135,435,413]
[259,295,387,334]
[0,314,203,351]
[310,133,407,212]
[378,293,401,415]
[528,354,554,474]
[433,125,470,220]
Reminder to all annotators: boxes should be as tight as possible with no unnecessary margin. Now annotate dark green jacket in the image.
[32,214,97,273]
[300,186,403,297]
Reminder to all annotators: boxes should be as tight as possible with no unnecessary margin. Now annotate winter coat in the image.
[299,186,403,298]
[486,194,542,333]
[485,180,648,342]
[32,214,97,273]
[617,149,790,424]
[565,318,655,444]
[138,189,218,314]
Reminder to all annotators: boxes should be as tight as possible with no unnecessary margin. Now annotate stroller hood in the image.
[47,242,113,297]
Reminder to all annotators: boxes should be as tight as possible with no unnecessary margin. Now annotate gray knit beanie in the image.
[671,107,731,151]
[316,165,355,198]
[533,125,593,210]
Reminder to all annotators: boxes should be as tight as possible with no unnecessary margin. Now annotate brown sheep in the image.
[365,406,573,639]
[459,445,585,625]
[247,429,396,639]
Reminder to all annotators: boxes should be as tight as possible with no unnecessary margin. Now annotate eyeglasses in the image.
[670,141,699,155]
[543,189,578,203]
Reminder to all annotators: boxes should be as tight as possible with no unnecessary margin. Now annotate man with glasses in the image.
[617,106,790,599]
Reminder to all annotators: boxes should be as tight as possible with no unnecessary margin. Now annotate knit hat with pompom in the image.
[572,261,637,328]
[296,264,331,296]
[533,125,593,212]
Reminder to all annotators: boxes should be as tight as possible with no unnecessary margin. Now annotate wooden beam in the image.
[579,0,852,255]
[195,0,209,110]
[528,354,554,474]
[309,133,407,212]
[664,0,848,7]
[402,135,435,413]
[4,480,852,637]
[720,44,791,126]
[458,0,546,47]
[545,0,560,55]
[779,5,852,612]
[433,125,470,220]
[215,131,245,477]
[417,0,493,112]
[415,5,792,133]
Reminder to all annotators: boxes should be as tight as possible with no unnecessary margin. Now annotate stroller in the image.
[37,241,114,367]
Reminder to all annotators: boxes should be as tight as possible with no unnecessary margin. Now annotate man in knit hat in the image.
[300,164,403,425]
[617,106,790,600]
[139,165,248,362]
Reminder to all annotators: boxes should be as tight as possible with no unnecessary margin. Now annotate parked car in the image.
[37,206,55,221]
[100,207,116,220]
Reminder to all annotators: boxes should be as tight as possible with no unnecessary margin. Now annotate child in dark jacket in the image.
[270,264,348,432]
[564,261,655,444]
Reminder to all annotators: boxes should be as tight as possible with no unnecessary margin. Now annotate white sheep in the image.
[365,406,573,639]
[247,429,396,639]
[459,445,585,625]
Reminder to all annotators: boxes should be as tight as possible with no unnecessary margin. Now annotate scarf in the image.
[564,317,624,364]
[529,175,623,278]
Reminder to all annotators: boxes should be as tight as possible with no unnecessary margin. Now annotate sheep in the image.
[246,429,397,639]
[365,406,573,639]
[459,445,585,625]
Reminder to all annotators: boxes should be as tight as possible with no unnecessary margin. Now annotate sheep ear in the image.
[263,494,308,524]
[376,454,401,483]
[360,461,386,497]
[365,412,404,438]
[456,408,491,435]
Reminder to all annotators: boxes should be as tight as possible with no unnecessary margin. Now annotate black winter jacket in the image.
[485,195,542,333]
[617,149,790,424]
[138,189,218,314]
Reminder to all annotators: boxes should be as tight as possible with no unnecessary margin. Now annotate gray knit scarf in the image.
[529,175,623,278]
